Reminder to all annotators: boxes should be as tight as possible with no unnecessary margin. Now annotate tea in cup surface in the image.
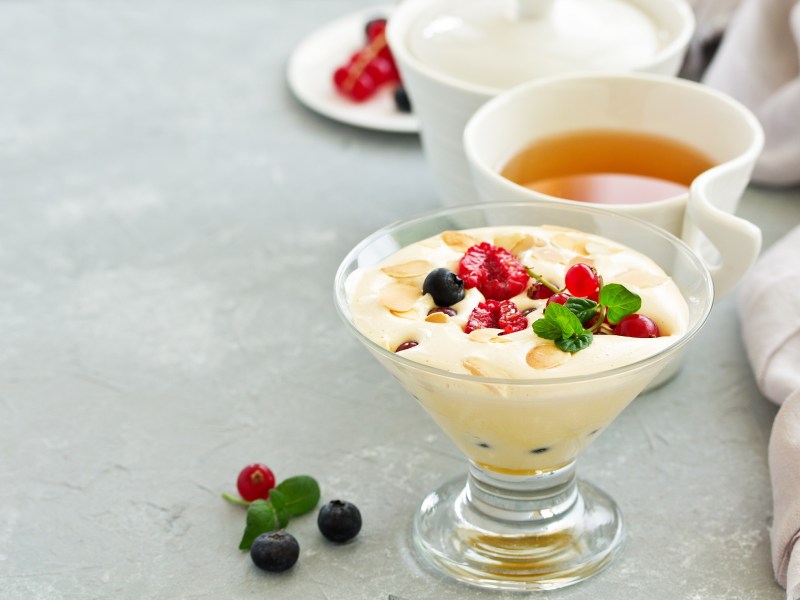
[499,129,716,205]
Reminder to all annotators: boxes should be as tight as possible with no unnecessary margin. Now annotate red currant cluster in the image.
[533,263,660,338]
[332,18,404,104]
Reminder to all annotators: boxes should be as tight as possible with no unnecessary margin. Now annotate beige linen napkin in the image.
[738,224,800,598]
[684,0,800,186]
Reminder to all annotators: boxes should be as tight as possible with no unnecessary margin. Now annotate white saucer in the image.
[287,6,419,134]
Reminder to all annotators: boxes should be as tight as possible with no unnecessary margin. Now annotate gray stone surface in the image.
[1,1,799,599]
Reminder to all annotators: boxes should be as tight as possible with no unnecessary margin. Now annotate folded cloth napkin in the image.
[684,0,800,186]
[738,224,800,599]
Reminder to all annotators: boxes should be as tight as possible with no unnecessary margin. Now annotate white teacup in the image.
[463,73,764,298]
[386,0,695,207]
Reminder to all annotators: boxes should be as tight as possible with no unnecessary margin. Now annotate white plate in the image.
[287,6,419,134]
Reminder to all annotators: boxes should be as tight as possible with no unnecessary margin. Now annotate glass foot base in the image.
[412,472,624,591]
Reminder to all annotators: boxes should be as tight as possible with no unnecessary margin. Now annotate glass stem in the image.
[465,460,578,523]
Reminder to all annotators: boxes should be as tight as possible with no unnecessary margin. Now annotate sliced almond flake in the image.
[381,260,433,279]
[551,234,589,255]
[442,230,478,252]
[526,344,570,369]
[532,248,569,264]
[494,233,526,252]
[541,225,581,233]
[584,241,621,256]
[613,269,668,289]
[390,309,419,320]
[380,283,422,312]
[425,311,449,324]
[512,235,546,254]
[567,256,595,269]
[468,328,504,343]
[462,356,510,379]
[488,335,511,344]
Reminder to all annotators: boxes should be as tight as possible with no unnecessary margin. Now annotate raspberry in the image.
[458,243,529,301]
[464,299,528,335]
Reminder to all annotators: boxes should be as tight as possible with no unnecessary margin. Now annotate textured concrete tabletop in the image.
[2,1,800,599]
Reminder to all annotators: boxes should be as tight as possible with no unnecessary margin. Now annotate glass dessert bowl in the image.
[334,201,713,591]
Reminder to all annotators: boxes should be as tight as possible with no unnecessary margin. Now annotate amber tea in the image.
[499,129,716,205]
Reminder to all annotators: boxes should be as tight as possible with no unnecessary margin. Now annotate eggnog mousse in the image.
[345,225,689,473]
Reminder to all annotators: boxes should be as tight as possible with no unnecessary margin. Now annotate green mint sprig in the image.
[532,283,641,353]
[224,474,321,550]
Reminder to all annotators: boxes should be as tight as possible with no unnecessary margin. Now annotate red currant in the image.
[527,282,555,300]
[564,263,599,298]
[236,463,276,502]
[349,74,377,101]
[365,18,387,41]
[365,56,395,86]
[546,293,570,308]
[614,314,660,338]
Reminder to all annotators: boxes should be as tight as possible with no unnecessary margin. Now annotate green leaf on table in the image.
[239,499,278,550]
[268,488,291,528]
[275,475,320,517]
[599,283,641,324]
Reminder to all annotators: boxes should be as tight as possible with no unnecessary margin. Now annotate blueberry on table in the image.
[423,268,465,307]
[394,85,412,113]
[317,500,362,543]
[250,531,300,572]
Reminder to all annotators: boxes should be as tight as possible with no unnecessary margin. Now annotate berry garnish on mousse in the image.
[395,341,418,352]
[614,313,660,338]
[465,299,528,335]
[529,263,661,353]
[459,242,530,301]
[422,267,465,307]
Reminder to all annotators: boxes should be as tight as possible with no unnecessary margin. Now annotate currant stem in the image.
[525,267,560,294]
[343,31,386,91]
[588,305,607,333]
[222,492,251,507]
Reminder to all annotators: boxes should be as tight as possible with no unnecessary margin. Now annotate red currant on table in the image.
[333,22,400,102]
[614,314,660,338]
[236,463,276,502]
[564,263,599,298]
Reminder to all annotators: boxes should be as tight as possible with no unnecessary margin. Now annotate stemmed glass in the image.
[334,201,713,591]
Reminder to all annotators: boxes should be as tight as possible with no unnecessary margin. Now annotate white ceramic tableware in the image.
[463,72,763,298]
[386,0,695,206]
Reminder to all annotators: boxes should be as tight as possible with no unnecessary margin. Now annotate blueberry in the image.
[394,85,412,113]
[395,341,418,352]
[428,306,457,317]
[250,530,300,572]
[423,268,465,307]
[317,500,362,543]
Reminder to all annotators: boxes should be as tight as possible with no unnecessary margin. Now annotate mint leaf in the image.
[564,297,600,326]
[239,499,278,550]
[275,475,320,517]
[556,331,593,353]
[268,488,291,528]
[599,283,641,324]
[532,318,562,340]
[543,303,584,338]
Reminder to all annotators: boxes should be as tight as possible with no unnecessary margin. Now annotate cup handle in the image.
[684,168,762,299]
